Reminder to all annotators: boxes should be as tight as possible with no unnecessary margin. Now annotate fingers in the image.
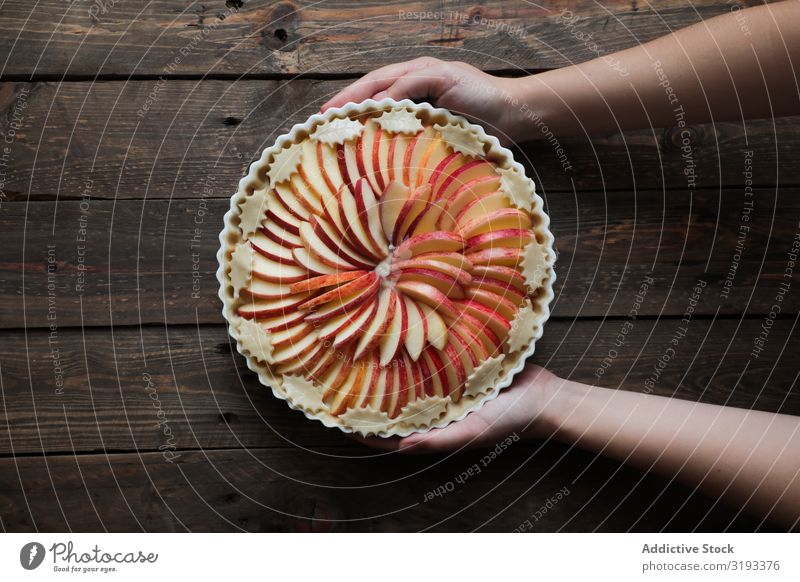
[320,57,440,111]
[378,66,450,102]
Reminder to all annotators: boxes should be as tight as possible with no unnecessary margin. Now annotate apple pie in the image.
[217,99,555,436]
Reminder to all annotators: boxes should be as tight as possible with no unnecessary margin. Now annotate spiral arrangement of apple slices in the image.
[233,113,541,424]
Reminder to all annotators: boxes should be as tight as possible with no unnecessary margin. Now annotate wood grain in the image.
[1,317,797,457]
[1,80,798,204]
[0,0,746,78]
[0,444,782,532]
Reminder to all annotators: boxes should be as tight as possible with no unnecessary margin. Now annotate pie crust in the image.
[217,99,556,437]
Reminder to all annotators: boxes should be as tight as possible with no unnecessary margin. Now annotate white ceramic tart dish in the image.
[217,98,555,437]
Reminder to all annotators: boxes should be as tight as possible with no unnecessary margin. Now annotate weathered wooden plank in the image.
[0,0,745,78]
[2,186,799,328]
[0,445,781,532]
[1,318,797,456]
[1,80,798,203]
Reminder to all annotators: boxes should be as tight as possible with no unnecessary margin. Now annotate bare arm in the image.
[517,0,800,139]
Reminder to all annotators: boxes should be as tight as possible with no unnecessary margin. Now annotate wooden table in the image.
[1,0,797,532]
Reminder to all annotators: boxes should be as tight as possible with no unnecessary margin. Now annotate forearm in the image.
[536,378,800,528]
[511,1,800,139]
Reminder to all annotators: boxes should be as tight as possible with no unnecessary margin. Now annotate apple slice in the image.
[303,276,379,323]
[353,179,389,257]
[363,362,390,409]
[454,190,511,226]
[333,297,378,348]
[452,313,501,357]
[317,299,372,340]
[447,325,478,377]
[465,247,525,268]
[407,198,446,237]
[471,265,526,292]
[420,347,449,397]
[394,183,432,243]
[416,133,451,187]
[391,257,472,286]
[380,362,397,414]
[417,302,447,350]
[379,181,412,245]
[274,182,311,220]
[393,231,465,260]
[428,152,462,194]
[276,340,326,376]
[403,126,436,187]
[464,287,520,320]
[396,268,464,299]
[270,328,320,364]
[317,141,348,197]
[269,321,315,351]
[357,119,383,193]
[292,246,338,275]
[352,353,382,408]
[306,345,344,383]
[457,299,512,342]
[339,183,384,259]
[247,278,297,299]
[395,352,414,413]
[251,230,296,265]
[402,296,427,361]
[299,140,335,198]
[412,251,473,270]
[251,249,307,283]
[466,228,532,251]
[299,221,358,271]
[264,189,303,234]
[312,214,374,269]
[354,287,395,360]
[262,220,302,249]
[255,309,306,332]
[327,362,366,416]
[289,174,323,216]
[438,175,502,231]
[459,208,532,239]
[472,277,527,303]
[289,270,367,294]
[298,272,378,310]
[389,133,413,185]
[376,125,393,192]
[435,160,495,205]
[395,280,460,322]
[439,341,466,400]
[338,134,363,194]
[378,290,407,366]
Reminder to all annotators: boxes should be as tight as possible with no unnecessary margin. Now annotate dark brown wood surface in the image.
[0,0,797,533]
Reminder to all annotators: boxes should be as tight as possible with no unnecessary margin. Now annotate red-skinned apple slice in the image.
[454,190,511,226]
[403,126,435,187]
[416,134,451,187]
[459,208,532,239]
[379,180,412,245]
[264,190,302,235]
[237,293,312,320]
[402,296,427,361]
[312,214,374,269]
[254,309,306,332]
[357,119,382,193]
[327,362,366,415]
[317,141,348,197]
[391,257,472,286]
[354,287,395,360]
[394,183,432,242]
[428,152,462,194]
[274,182,311,220]
[435,160,495,208]
[395,280,460,322]
[339,183,384,259]
[292,246,338,275]
[438,175,501,231]
[353,179,389,257]
[466,247,525,268]
[352,353,382,408]
[420,347,449,397]
[464,287,520,320]
[452,313,501,357]
[299,221,358,271]
[303,276,379,322]
[262,220,302,248]
[333,297,378,349]
[376,125,392,192]
[472,276,527,302]
[379,363,397,414]
[393,231,464,260]
[457,299,512,341]
[394,352,413,415]
[289,174,323,216]
[471,265,526,292]
[389,133,413,185]
[251,249,307,283]
[412,251,473,270]
[362,361,388,409]
[378,290,407,366]
[298,273,378,310]
[338,134,363,194]
[289,270,367,294]
[269,321,314,351]
[247,278,297,299]
[270,327,320,364]
[439,342,466,400]
[306,344,344,383]
[447,325,478,377]
[317,298,374,340]
[299,140,335,198]
[466,228,532,251]
[417,302,447,350]
[251,230,296,265]
[276,340,326,376]
[408,198,446,236]
[396,268,465,299]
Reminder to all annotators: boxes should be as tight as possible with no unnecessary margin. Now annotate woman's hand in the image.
[321,57,526,146]
[355,365,559,453]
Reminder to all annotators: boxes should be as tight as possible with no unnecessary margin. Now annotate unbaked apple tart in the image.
[217,99,555,436]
